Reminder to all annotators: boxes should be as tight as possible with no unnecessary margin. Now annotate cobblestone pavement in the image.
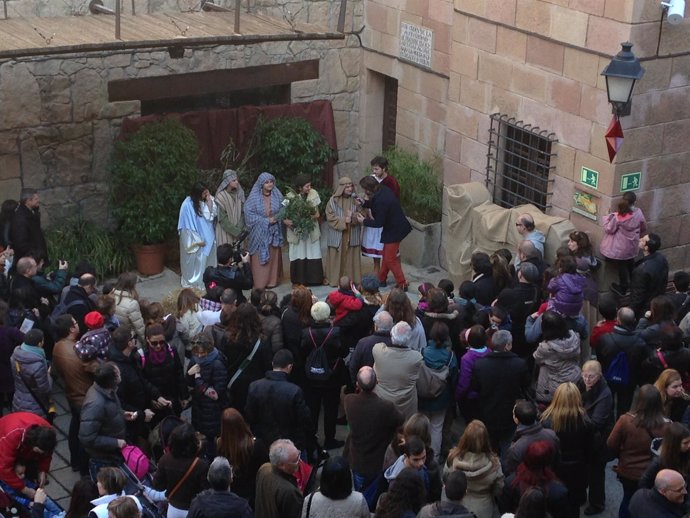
[40,257,622,517]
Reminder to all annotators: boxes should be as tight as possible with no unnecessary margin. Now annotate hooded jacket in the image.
[547,273,587,317]
[444,451,504,518]
[600,208,647,260]
[10,345,51,417]
[533,330,581,403]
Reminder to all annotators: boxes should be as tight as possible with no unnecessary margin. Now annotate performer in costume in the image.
[178,182,217,290]
[325,176,363,287]
[215,169,245,247]
[286,174,324,286]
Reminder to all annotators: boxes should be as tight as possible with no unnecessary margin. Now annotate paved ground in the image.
[37,255,622,517]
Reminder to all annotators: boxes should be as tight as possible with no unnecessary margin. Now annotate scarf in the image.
[147,346,169,365]
[244,172,284,264]
[21,343,47,366]
[194,348,220,367]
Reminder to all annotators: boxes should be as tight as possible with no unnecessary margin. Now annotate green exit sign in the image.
[580,167,599,189]
[620,172,641,192]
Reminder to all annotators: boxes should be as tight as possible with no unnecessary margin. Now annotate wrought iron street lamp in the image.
[600,42,645,117]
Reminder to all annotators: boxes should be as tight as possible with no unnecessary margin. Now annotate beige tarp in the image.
[443,182,576,284]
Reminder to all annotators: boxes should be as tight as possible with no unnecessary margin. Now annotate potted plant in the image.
[383,147,443,267]
[110,119,199,275]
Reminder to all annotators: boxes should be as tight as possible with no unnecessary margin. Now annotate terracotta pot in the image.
[132,243,167,276]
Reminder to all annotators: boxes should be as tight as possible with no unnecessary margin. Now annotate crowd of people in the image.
[0,169,689,518]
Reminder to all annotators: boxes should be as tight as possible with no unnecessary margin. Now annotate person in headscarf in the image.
[178,182,217,290]
[287,174,324,286]
[244,172,284,290]
[215,169,246,247]
[325,176,364,287]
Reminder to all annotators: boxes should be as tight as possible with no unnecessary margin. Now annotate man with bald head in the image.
[630,469,686,517]
[515,212,545,256]
[344,366,404,498]
[598,306,647,418]
[62,273,97,336]
[514,239,547,277]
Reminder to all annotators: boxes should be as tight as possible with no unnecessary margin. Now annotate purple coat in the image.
[547,273,587,317]
[455,347,490,401]
[599,209,646,260]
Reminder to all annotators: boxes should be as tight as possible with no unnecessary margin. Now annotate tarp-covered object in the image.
[443,182,575,284]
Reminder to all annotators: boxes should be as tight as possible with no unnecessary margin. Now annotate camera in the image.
[232,230,249,263]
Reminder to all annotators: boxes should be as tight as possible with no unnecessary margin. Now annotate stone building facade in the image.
[0,0,362,227]
[358,0,690,270]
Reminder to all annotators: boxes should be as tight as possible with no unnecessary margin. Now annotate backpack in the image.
[305,327,336,382]
[417,351,454,399]
[47,298,86,337]
[74,327,112,361]
[121,444,150,480]
[604,350,630,387]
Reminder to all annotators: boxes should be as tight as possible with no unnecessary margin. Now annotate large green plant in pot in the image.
[252,116,336,188]
[383,147,442,224]
[110,119,199,274]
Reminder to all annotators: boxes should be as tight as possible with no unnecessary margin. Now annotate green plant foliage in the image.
[253,116,336,187]
[110,120,199,245]
[46,217,133,279]
[383,147,442,224]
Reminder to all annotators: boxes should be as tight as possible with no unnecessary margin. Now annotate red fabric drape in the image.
[119,100,338,185]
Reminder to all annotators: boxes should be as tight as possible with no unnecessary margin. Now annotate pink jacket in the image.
[599,209,646,260]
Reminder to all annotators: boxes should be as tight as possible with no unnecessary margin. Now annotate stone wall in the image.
[359,0,690,271]
[0,0,363,228]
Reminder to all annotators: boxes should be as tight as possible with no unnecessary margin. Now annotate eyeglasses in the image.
[515,223,524,227]
[582,374,599,381]
[129,335,137,342]
[667,484,687,493]
[148,340,166,346]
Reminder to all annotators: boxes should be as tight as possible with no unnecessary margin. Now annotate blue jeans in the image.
[0,480,63,517]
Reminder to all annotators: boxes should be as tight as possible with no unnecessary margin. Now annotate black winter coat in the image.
[471,351,530,434]
[220,334,272,413]
[629,252,669,318]
[78,383,127,461]
[142,345,188,409]
[244,371,313,450]
[63,285,96,336]
[187,351,229,438]
[472,272,500,307]
[300,322,348,388]
[496,282,542,357]
[598,325,647,386]
[10,204,47,265]
[187,489,252,518]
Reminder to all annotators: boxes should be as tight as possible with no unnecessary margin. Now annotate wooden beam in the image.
[108,59,319,102]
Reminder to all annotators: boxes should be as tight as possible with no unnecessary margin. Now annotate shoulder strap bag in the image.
[227,338,262,389]
[167,457,200,501]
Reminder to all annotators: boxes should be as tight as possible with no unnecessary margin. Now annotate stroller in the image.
[0,482,64,518]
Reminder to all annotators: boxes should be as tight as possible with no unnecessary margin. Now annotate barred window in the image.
[486,114,558,212]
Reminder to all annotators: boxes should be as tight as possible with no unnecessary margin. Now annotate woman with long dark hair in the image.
[142,323,188,418]
[221,303,271,413]
[384,288,426,352]
[64,479,98,518]
[607,384,671,518]
[216,408,268,508]
[281,285,314,378]
[152,423,209,518]
[178,182,217,291]
[637,295,677,347]
[301,456,369,517]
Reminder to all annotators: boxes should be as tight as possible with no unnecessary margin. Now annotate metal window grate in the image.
[485,113,558,212]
